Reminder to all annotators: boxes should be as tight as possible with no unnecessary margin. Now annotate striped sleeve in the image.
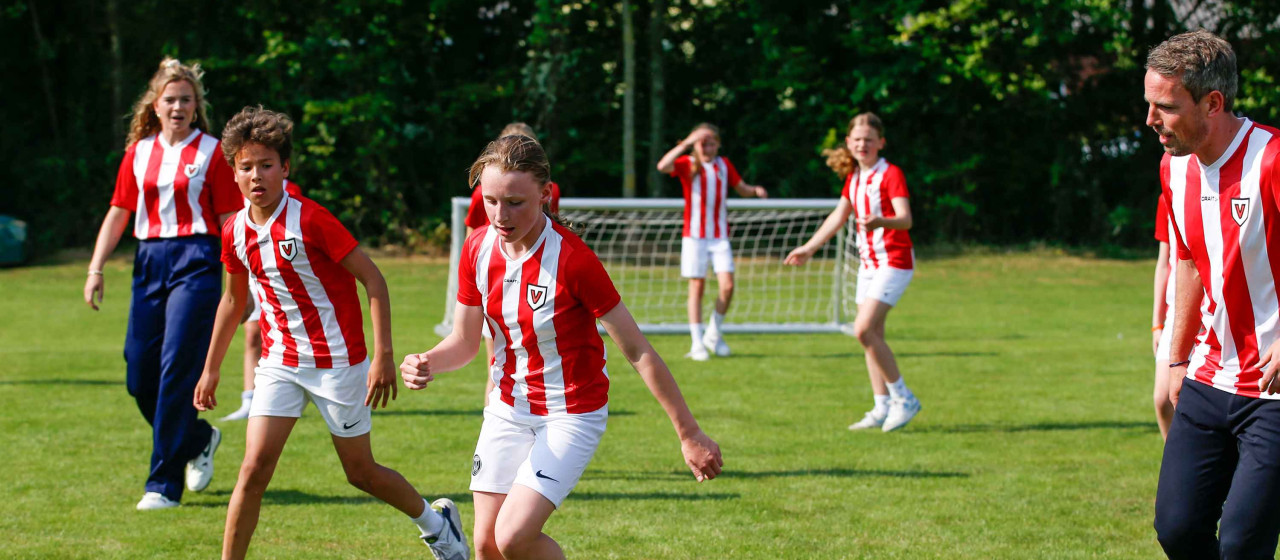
[109,143,138,211]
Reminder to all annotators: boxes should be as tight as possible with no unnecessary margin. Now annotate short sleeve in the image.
[109,143,139,210]
[304,202,359,263]
[549,182,562,215]
[285,180,302,198]
[883,166,910,199]
[220,216,247,274]
[564,245,621,318]
[1154,194,1170,243]
[670,155,693,179]
[1161,156,1193,261]
[464,187,488,229]
[456,231,485,307]
[207,145,243,215]
[840,173,853,201]
[722,157,742,188]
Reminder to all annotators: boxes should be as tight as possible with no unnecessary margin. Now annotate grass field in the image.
[0,249,1181,558]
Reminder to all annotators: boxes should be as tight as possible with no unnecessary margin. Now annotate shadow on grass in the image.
[186,488,730,507]
[373,409,635,418]
[916,421,1157,434]
[801,351,999,359]
[0,378,122,386]
[583,467,968,481]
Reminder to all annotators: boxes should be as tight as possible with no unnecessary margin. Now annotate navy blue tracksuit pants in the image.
[125,237,219,501]
[1155,379,1280,559]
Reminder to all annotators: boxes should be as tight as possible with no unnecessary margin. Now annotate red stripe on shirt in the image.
[142,138,165,238]
[519,243,550,415]
[860,172,880,269]
[1179,160,1218,386]
[713,169,724,239]
[1216,137,1262,394]
[171,133,202,236]
[245,221,300,367]
[486,237,519,407]
[699,169,709,238]
[269,206,333,369]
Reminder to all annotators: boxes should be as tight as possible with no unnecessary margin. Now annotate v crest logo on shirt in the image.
[277,238,297,262]
[526,283,548,311]
[1232,197,1251,227]
[183,163,200,178]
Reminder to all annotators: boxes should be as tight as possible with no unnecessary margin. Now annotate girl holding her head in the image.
[401,135,723,560]
[786,113,922,432]
[83,57,242,509]
[656,123,768,361]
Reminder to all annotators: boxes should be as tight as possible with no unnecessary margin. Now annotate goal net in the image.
[436,197,858,336]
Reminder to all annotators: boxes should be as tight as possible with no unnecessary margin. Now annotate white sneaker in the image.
[701,330,731,357]
[848,410,886,430]
[882,396,921,432]
[219,400,252,422]
[423,498,469,560]
[136,492,180,510]
[685,343,710,362]
[185,427,220,492]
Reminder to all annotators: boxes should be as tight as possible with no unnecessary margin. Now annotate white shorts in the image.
[250,359,372,438]
[855,266,914,307]
[1156,311,1174,361]
[681,237,734,279]
[469,391,607,507]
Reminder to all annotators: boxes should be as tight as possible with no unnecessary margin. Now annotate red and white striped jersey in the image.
[111,130,241,240]
[670,155,742,239]
[843,158,914,271]
[243,181,305,314]
[465,182,562,230]
[1156,193,1177,311]
[1164,119,1280,399]
[457,218,622,416]
[222,192,365,369]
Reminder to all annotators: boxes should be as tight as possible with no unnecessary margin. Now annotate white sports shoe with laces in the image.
[185,426,220,492]
[136,492,180,511]
[423,498,469,560]
[701,329,731,357]
[686,343,710,362]
[848,410,887,430]
[882,396,921,432]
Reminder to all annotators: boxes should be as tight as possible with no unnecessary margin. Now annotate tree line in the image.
[4,0,1279,256]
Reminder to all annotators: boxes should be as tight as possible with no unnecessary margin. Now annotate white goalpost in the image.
[435,197,858,337]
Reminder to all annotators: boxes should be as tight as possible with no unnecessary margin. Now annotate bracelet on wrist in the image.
[1169,360,1191,368]
[1152,325,1163,332]
[88,270,104,276]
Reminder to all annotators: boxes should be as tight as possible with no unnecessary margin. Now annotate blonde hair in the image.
[126,57,212,147]
[468,135,566,226]
[688,123,721,180]
[498,122,538,141]
[823,112,885,177]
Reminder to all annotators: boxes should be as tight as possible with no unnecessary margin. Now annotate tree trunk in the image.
[647,0,666,197]
[622,0,636,198]
[107,0,125,145]
[28,0,61,149]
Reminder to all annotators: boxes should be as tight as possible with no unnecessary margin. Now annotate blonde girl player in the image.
[785,113,922,432]
[83,57,239,510]
[463,123,561,405]
[400,135,723,560]
[221,179,303,422]
[192,107,467,560]
[655,123,767,361]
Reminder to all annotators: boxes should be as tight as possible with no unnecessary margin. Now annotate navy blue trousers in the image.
[1155,379,1280,559]
[124,237,219,501]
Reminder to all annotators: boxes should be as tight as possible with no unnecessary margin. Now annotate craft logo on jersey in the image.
[526,283,548,311]
[1232,197,1251,227]
[277,238,298,262]
[183,163,200,178]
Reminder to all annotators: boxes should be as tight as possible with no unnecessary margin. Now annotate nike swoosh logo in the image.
[343,420,361,430]
[535,470,559,482]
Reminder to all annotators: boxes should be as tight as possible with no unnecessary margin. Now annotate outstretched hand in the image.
[680,430,723,482]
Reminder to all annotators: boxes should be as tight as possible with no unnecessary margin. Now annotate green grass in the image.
[0,250,1176,558]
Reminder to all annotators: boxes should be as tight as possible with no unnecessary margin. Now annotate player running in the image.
[401,134,723,560]
[785,113,922,432]
[656,123,768,361]
[192,106,467,560]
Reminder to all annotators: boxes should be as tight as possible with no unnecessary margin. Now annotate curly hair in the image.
[125,57,212,147]
[220,105,294,166]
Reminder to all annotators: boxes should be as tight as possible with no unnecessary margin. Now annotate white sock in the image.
[872,394,889,415]
[710,311,725,332]
[690,323,704,346]
[887,379,912,400]
[411,498,444,536]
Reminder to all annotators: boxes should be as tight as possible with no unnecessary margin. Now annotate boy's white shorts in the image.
[681,237,734,279]
[250,359,372,438]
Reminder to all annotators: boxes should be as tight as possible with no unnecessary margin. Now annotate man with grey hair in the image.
[1146,29,1280,559]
